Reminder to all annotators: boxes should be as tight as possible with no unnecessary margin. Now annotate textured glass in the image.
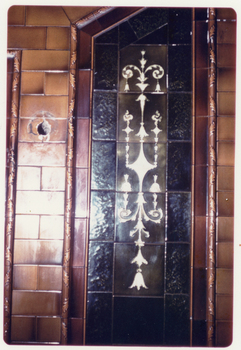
[119,21,138,49]
[168,45,192,91]
[95,27,118,44]
[168,142,191,191]
[165,294,190,345]
[87,241,113,291]
[91,141,116,190]
[166,243,190,293]
[136,24,168,45]
[169,8,192,44]
[114,243,164,295]
[167,193,191,242]
[129,8,168,39]
[86,292,112,345]
[94,44,118,90]
[92,91,117,140]
[168,93,192,140]
[113,297,164,345]
[89,191,115,240]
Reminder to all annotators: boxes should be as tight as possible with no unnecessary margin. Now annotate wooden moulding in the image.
[61,24,77,345]
[207,7,217,347]
[4,50,21,344]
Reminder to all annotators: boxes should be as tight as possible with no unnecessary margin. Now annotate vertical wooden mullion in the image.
[207,8,217,347]
[4,50,21,344]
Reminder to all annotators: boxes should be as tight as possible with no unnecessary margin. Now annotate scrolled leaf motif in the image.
[11,101,18,118]
[12,74,19,92]
[210,169,216,185]
[68,117,74,138]
[63,269,69,287]
[62,298,69,314]
[208,298,215,316]
[210,48,216,65]
[70,73,76,89]
[14,56,20,73]
[71,25,77,41]
[5,247,12,264]
[209,247,215,265]
[210,96,216,114]
[62,321,68,339]
[70,51,77,67]
[208,272,215,287]
[209,120,216,136]
[65,221,71,239]
[63,248,71,266]
[209,146,216,164]
[209,24,216,41]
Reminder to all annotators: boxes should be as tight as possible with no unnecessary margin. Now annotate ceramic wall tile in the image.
[94,44,118,90]
[70,267,85,318]
[86,292,112,345]
[21,72,44,94]
[11,316,36,342]
[22,50,69,71]
[38,266,62,290]
[12,290,61,316]
[25,6,70,26]
[8,27,47,49]
[37,317,61,342]
[113,297,164,345]
[13,265,38,290]
[8,6,25,25]
[16,166,41,190]
[45,72,69,95]
[15,215,39,239]
[39,215,64,240]
[46,27,70,50]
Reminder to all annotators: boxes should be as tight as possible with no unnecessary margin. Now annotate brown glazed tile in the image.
[216,242,233,268]
[217,68,236,92]
[217,44,236,67]
[217,92,235,116]
[18,143,66,166]
[217,166,234,191]
[21,72,44,94]
[195,117,208,165]
[38,266,62,290]
[195,21,208,68]
[47,27,70,50]
[15,214,39,239]
[194,166,207,216]
[70,267,85,318]
[195,69,208,116]
[69,318,83,345]
[26,6,70,26]
[13,265,38,290]
[194,216,206,268]
[216,268,233,294]
[82,19,103,36]
[75,168,88,218]
[217,191,234,217]
[193,268,206,320]
[216,295,233,320]
[76,70,91,118]
[63,6,100,23]
[19,118,68,142]
[11,316,36,342]
[40,215,64,240]
[37,317,61,343]
[12,290,61,316]
[217,8,237,20]
[72,219,87,267]
[15,191,65,215]
[20,95,68,119]
[8,6,25,25]
[13,240,63,265]
[217,142,235,166]
[8,27,47,50]
[217,117,235,141]
[78,31,91,69]
[217,21,236,44]
[217,217,234,242]
[216,321,233,347]
[45,72,69,95]
[41,167,66,191]
[22,50,69,71]
[16,166,41,190]
[76,118,90,167]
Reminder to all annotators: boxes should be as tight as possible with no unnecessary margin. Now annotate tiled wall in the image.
[85,8,192,346]
[193,8,235,347]
[8,6,70,343]
[6,6,236,346]
[216,8,235,347]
